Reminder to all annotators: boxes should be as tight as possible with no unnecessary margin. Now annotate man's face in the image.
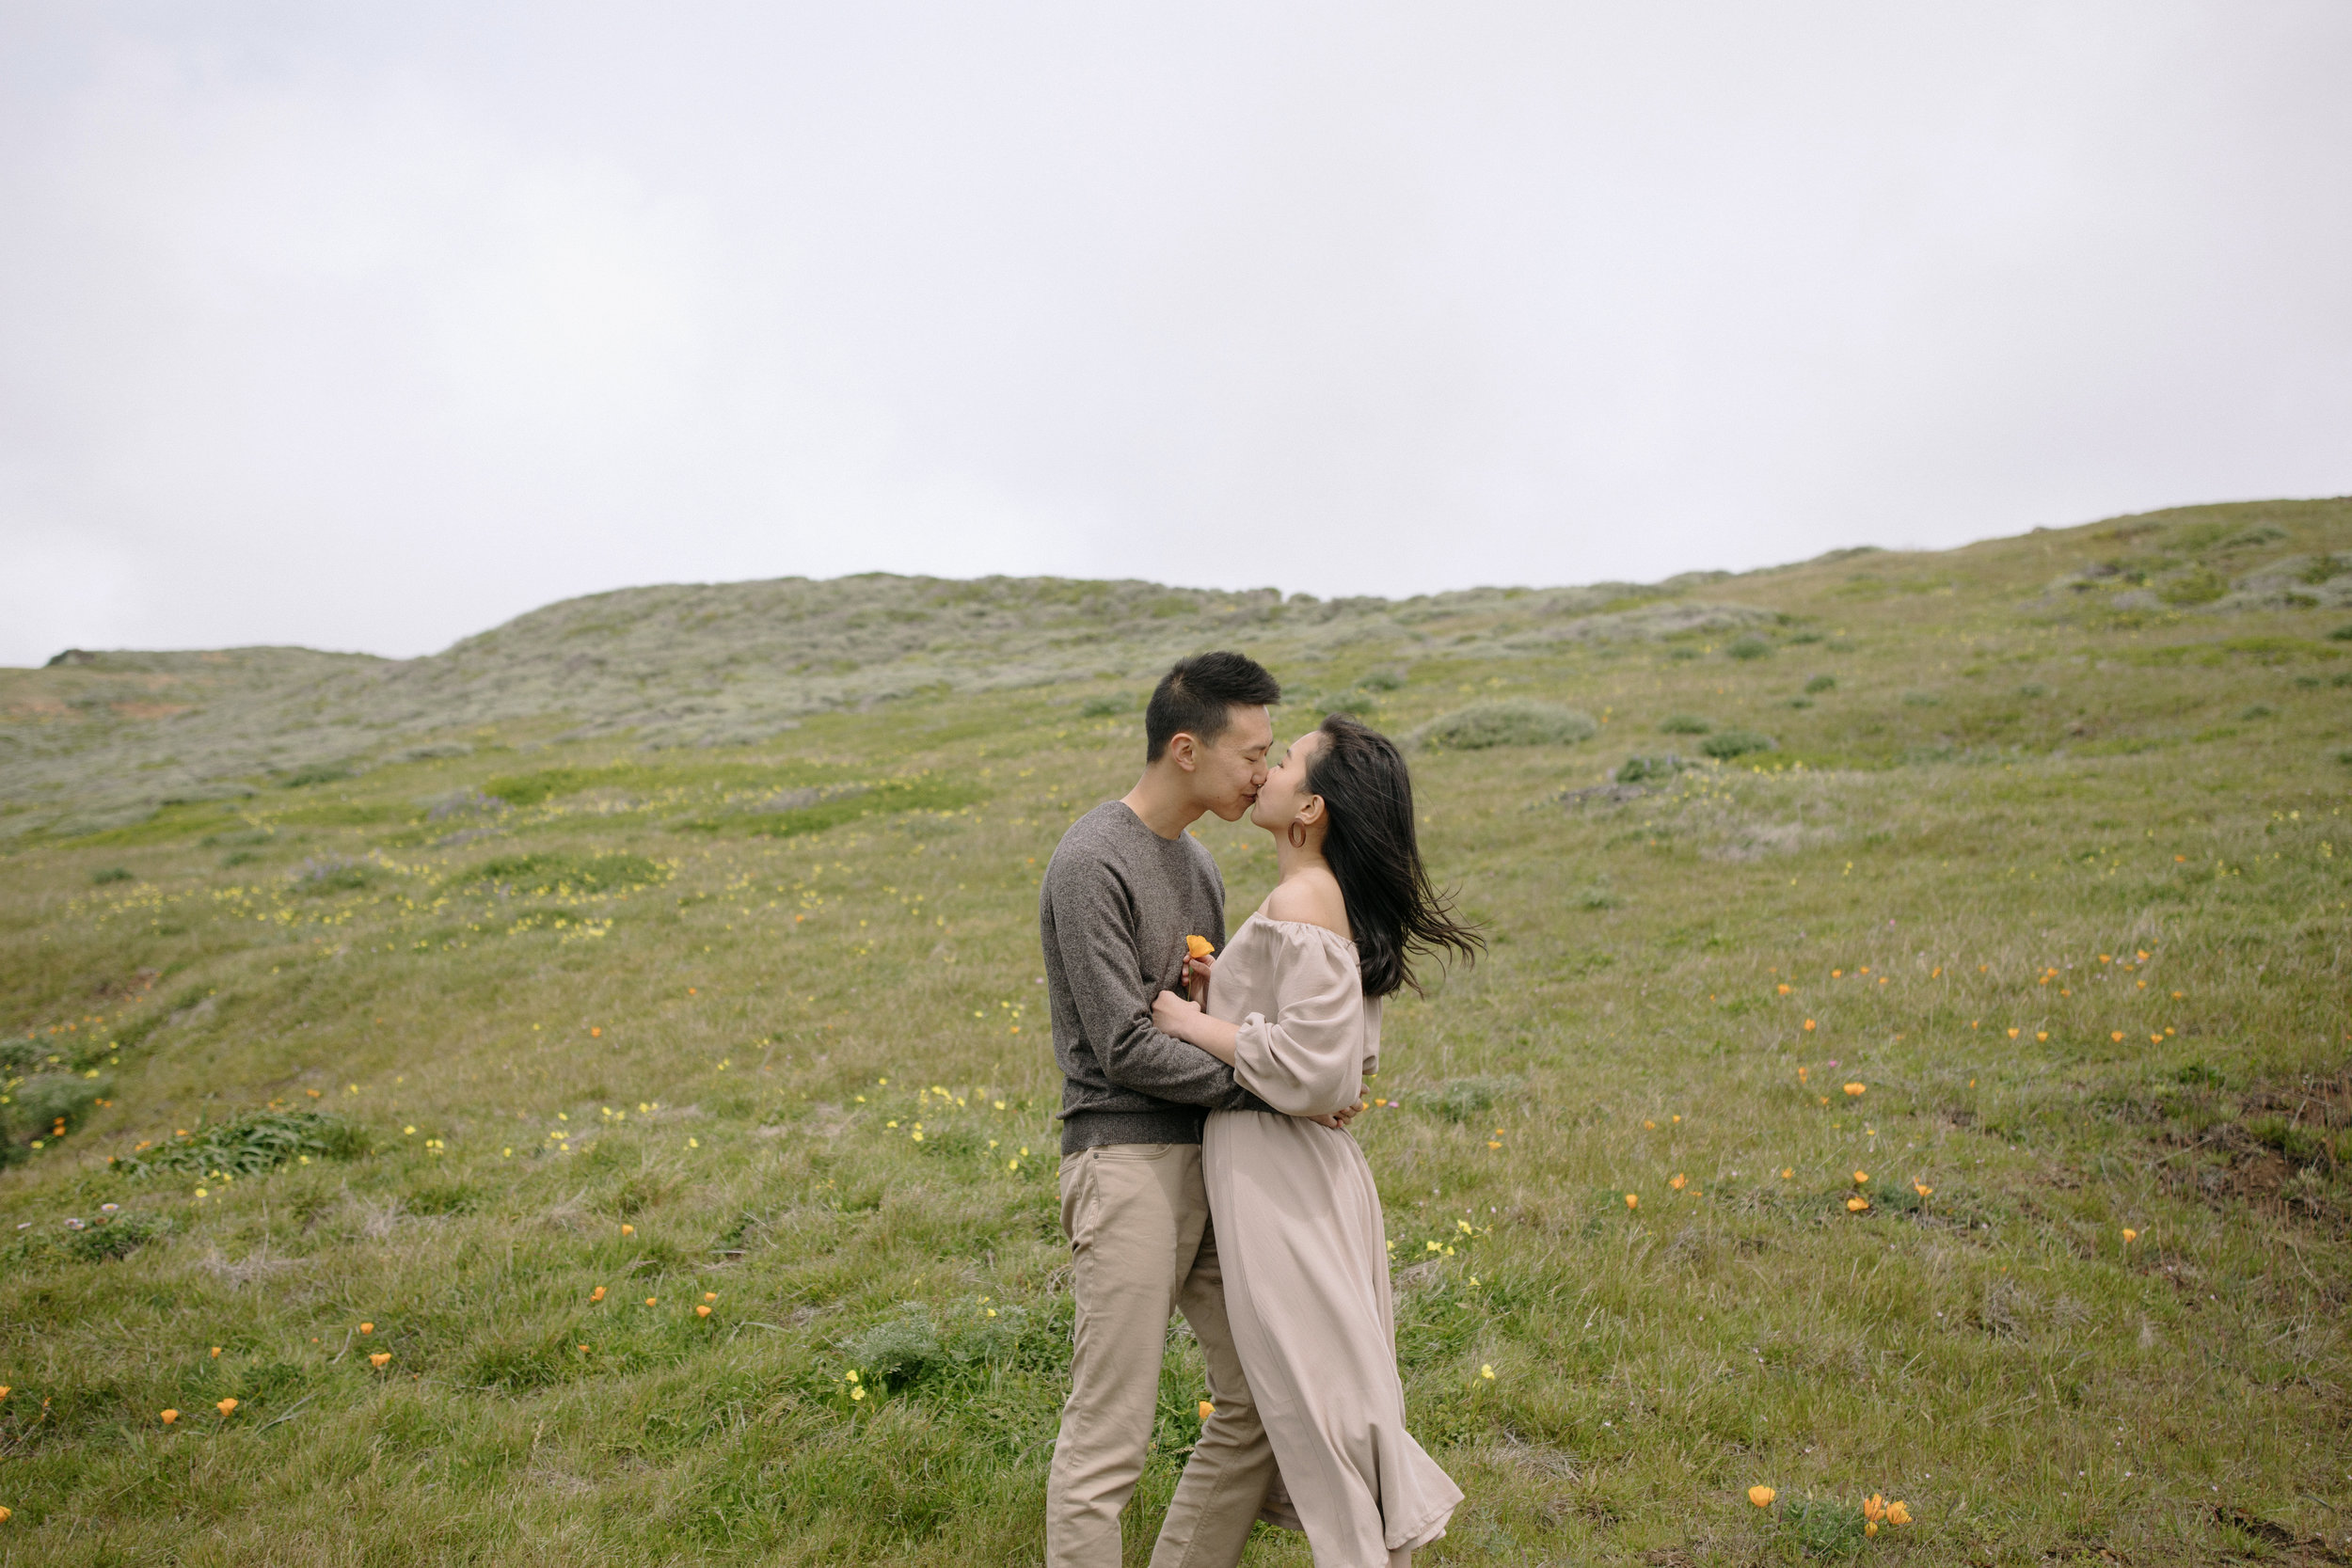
[1187,705,1275,822]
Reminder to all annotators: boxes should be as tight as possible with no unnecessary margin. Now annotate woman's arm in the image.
[1150,988,1362,1128]
[1150,990,1238,1065]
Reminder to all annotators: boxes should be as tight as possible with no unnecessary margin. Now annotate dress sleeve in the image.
[1231,927,1368,1117]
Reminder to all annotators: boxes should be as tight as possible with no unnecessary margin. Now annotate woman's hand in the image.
[1152,987,1205,1043]
[1184,949,1216,1003]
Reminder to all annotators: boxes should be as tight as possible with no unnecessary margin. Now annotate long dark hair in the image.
[1305,714,1484,999]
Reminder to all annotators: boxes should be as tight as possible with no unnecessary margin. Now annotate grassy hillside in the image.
[2,497,2348,1565]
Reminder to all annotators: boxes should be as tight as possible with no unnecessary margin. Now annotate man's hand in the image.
[1151,987,1205,1044]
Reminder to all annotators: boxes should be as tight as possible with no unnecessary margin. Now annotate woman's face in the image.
[1249,728,1324,835]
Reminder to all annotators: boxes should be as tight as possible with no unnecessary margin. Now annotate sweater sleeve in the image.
[1045,852,1247,1109]
[1230,927,1370,1117]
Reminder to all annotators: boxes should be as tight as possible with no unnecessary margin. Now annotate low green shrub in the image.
[64,1211,172,1263]
[1412,703,1596,751]
[1701,729,1776,759]
[1725,635,1772,660]
[112,1110,369,1180]
[847,1303,948,1390]
[91,866,135,885]
[2328,624,2352,641]
[464,851,666,895]
[279,764,354,788]
[1657,714,1712,735]
[1076,693,1132,717]
[1615,753,1697,784]
[1779,1497,1867,1556]
[1804,674,1836,693]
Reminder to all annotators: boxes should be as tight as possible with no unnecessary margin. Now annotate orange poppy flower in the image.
[1670,1174,1687,1191]
[1625,1193,1639,1210]
[1199,1401,1216,1419]
[1886,1501,1912,1526]
[215,1398,237,1416]
[160,1409,178,1424]
[1185,935,1214,959]
[696,1306,712,1318]
[590,1287,606,1303]
[358,1323,373,1335]
[1748,1485,1775,1508]
[1847,1196,1870,1212]
[1864,1494,1885,1522]
[1843,1083,1866,1097]
[370,1353,391,1368]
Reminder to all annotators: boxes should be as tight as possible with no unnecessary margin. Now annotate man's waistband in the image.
[1058,1108,1203,1156]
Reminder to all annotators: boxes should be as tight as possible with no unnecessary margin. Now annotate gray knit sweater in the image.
[1041,801,1269,1153]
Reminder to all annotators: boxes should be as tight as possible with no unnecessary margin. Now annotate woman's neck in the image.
[1271,834,1327,883]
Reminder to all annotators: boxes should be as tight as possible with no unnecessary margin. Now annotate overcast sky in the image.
[2,4,2347,666]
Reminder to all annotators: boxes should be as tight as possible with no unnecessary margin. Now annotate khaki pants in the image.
[1047,1144,1278,1568]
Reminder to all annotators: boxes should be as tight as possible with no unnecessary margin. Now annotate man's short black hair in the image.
[1145,651,1282,762]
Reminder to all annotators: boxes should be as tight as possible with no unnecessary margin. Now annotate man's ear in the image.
[1167,732,1200,773]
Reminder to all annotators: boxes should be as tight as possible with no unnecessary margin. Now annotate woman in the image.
[1152,713,1483,1567]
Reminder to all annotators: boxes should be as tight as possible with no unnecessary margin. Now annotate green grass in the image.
[1,498,2349,1563]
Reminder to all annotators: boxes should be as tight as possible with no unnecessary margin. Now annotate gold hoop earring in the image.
[1287,820,1308,848]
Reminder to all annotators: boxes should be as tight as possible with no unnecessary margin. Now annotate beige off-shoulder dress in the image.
[1200,911,1462,1567]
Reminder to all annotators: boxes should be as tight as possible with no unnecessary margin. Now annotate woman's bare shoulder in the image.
[1262,872,1350,938]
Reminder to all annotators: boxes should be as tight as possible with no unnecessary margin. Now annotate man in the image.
[1041,650,1296,1568]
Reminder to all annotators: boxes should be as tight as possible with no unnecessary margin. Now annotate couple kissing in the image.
[1040,651,1483,1568]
